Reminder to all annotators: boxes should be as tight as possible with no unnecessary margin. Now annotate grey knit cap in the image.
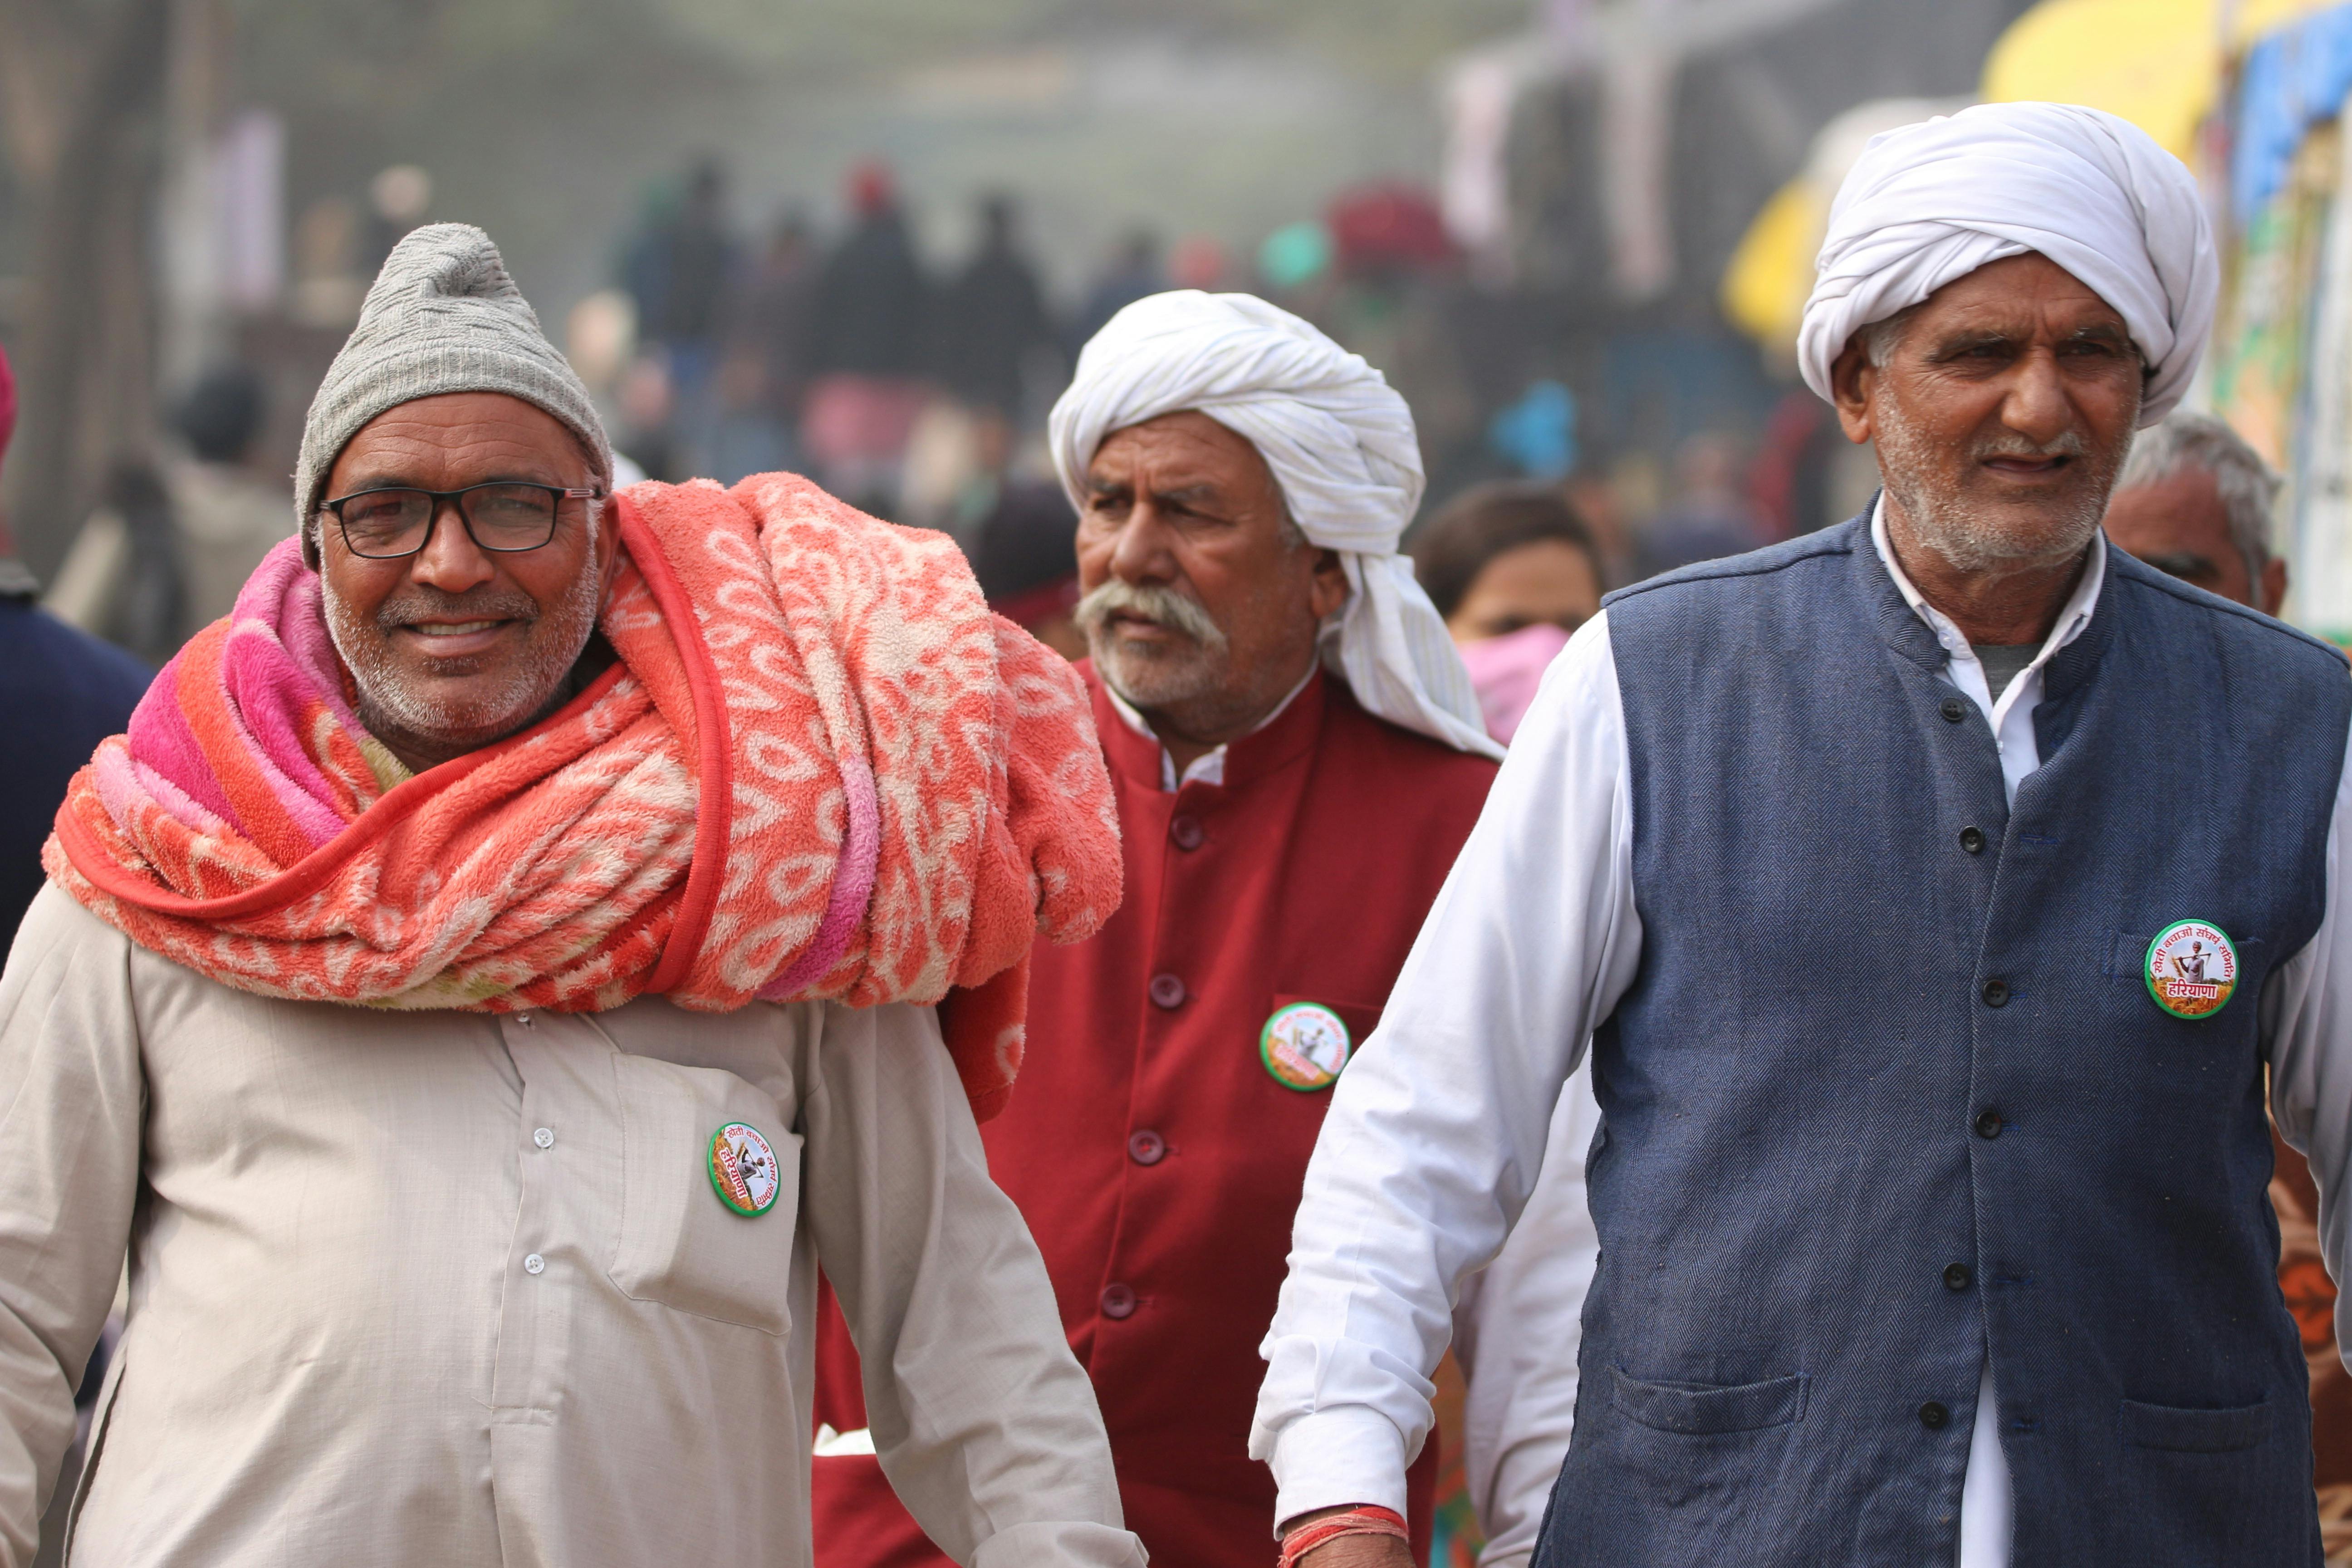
[294,222,612,564]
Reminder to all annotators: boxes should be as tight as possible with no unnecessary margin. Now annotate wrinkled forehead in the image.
[1905,252,2138,352]
[1087,408,1272,488]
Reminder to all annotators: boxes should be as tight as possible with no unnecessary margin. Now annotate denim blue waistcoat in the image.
[1533,514,2352,1567]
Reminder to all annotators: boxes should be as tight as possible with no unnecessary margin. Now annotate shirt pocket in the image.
[1611,1367,1810,1436]
[2119,1395,2269,1454]
[607,1052,802,1336]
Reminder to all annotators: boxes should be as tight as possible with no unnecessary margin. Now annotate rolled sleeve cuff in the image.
[1267,1406,1411,1537]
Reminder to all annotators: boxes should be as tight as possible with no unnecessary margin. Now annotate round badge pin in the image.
[1260,1002,1352,1092]
[708,1122,783,1216]
[2144,920,2239,1020]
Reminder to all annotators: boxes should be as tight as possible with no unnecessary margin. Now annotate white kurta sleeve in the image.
[2268,721,2352,1370]
[1453,1064,1604,1568]
[1249,612,1642,1529]
[0,887,147,1568]
[799,1000,1145,1568]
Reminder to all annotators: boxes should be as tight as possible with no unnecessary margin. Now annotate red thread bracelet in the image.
[1277,1505,1409,1567]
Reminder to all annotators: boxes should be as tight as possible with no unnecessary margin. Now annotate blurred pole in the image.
[159,0,234,394]
[0,0,173,581]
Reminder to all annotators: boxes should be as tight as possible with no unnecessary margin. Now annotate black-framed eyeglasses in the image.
[320,481,606,560]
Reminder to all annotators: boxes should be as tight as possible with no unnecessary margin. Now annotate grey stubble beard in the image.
[1874,393,2121,576]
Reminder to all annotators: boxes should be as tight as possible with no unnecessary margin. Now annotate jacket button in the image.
[1170,815,1205,851]
[1919,1400,1950,1430]
[1100,1283,1137,1319]
[1127,1129,1166,1166]
[1944,1262,1972,1291]
[1149,973,1187,1009]
[1959,826,1985,854]
[1975,1109,2004,1140]
[1980,979,2009,1008]
[1940,697,1968,724]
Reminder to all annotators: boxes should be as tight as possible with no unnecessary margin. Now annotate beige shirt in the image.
[0,886,1143,1568]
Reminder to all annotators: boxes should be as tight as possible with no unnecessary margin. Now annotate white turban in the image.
[1797,102,2217,428]
[1050,291,1501,759]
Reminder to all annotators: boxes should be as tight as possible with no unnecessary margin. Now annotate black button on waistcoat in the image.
[1980,979,2010,1008]
[1959,826,1986,854]
[1940,697,1969,724]
[1944,1262,1972,1292]
[1975,1109,2004,1140]
[1919,1401,1951,1430]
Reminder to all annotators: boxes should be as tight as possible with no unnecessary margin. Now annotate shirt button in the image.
[533,1127,555,1150]
[1959,826,1985,854]
[1944,1262,1972,1292]
[1100,1283,1137,1318]
[1919,1400,1950,1430]
[1981,979,2010,1008]
[1127,1129,1167,1166]
[523,1253,546,1275]
[517,1013,534,1028]
[1148,973,1187,1009]
[1975,1109,2004,1140]
[1169,815,1205,851]
[1940,697,1968,724]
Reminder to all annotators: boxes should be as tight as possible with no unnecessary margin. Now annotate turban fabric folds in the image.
[1049,291,1501,760]
[1798,102,2218,428]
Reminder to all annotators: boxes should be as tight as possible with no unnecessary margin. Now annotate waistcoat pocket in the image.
[1611,1367,1808,1436]
[608,1053,801,1336]
[2119,1396,2268,1453]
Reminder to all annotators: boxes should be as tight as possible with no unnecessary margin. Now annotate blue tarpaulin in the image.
[2236,3,2352,224]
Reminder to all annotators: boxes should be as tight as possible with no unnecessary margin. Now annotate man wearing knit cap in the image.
[1257,103,2352,1567]
[0,224,1143,1567]
[809,291,1499,1566]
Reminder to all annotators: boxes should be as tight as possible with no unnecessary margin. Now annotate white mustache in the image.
[1074,579,1229,652]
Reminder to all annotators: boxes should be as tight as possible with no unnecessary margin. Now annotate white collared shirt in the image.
[1102,664,1319,792]
[1253,514,2352,1568]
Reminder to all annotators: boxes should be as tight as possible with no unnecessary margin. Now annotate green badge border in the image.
[2144,918,2237,1021]
[707,1121,779,1216]
[1259,1001,1352,1093]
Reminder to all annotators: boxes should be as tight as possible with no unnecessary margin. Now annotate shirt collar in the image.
[1870,495,2103,704]
[1103,662,1321,793]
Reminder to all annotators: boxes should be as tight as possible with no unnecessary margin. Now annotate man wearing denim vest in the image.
[1254,103,2352,1568]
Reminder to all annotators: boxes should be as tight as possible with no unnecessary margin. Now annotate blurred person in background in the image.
[42,463,188,667]
[647,158,741,476]
[168,364,292,629]
[971,478,1087,661]
[1068,230,1163,358]
[940,193,1058,421]
[712,210,818,483]
[0,223,1141,1568]
[1410,481,1602,744]
[804,161,934,514]
[811,291,1501,1567]
[2103,411,2286,615]
[2102,409,2352,1559]
[0,345,149,942]
[1635,430,1767,576]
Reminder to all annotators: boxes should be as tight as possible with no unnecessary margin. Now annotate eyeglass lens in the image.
[339,485,562,558]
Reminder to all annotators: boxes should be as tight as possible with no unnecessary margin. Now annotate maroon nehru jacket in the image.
[812,663,1496,1567]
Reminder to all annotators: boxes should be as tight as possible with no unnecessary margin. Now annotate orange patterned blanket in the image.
[44,474,1121,1118]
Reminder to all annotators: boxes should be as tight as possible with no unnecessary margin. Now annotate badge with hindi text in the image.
[1261,1002,1352,1092]
[708,1122,783,1216]
[2145,920,2238,1020]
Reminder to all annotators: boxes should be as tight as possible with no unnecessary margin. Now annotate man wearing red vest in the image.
[811,292,1503,1566]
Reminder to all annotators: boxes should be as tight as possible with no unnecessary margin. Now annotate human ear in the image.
[1830,341,1877,444]
[1308,547,1349,622]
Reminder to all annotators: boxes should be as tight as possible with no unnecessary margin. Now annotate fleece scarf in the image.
[44,474,1122,1119]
